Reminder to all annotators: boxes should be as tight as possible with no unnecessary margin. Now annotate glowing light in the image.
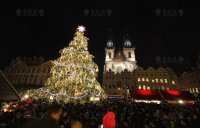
[24,94,29,99]
[134,100,161,104]
[90,96,100,101]
[77,26,85,32]
[136,90,154,95]
[178,100,184,104]
[166,90,180,95]
[50,96,54,100]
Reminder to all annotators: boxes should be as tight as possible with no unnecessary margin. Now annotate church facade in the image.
[102,39,179,96]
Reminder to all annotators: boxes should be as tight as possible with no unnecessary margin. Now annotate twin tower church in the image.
[103,38,179,96]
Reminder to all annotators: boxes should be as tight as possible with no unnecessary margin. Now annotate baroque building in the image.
[102,39,179,96]
[179,54,200,96]
[3,57,52,91]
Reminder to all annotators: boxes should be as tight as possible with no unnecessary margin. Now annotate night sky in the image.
[0,1,200,82]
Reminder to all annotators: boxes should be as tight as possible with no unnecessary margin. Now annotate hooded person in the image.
[99,111,116,128]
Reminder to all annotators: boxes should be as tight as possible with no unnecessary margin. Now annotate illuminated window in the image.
[164,79,168,83]
[143,85,146,90]
[189,89,192,93]
[146,78,149,82]
[172,80,175,84]
[147,86,150,90]
[195,88,198,92]
[162,86,164,90]
[166,87,169,90]
[152,79,154,83]
[142,78,145,81]
[192,88,195,92]
[160,79,163,83]
[155,79,159,83]
[138,85,141,89]
[138,78,141,82]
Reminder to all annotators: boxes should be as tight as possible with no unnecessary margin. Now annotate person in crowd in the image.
[22,104,63,128]
[71,120,83,128]
[1,100,200,128]
[98,111,116,128]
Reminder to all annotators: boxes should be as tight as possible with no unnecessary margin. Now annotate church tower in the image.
[103,33,137,96]
[105,40,115,62]
[123,38,137,70]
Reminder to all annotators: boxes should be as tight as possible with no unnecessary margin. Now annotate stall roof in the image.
[0,71,20,100]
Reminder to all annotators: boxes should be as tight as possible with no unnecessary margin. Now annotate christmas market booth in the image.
[130,90,198,104]
[130,90,163,104]
[160,90,198,104]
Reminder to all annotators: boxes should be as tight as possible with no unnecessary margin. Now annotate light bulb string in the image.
[39,88,102,99]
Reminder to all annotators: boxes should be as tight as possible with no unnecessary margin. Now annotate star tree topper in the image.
[77,25,86,32]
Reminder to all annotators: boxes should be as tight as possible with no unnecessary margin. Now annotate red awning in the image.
[130,90,197,101]
[130,90,163,100]
[160,90,197,101]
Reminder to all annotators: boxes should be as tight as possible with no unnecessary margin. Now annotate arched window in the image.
[160,79,163,83]
[128,52,131,58]
[143,85,146,90]
[117,66,123,73]
[108,52,111,58]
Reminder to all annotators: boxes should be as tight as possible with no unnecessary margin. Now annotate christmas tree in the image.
[25,26,105,103]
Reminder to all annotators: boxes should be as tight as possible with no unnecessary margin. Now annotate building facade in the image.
[179,56,200,96]
[3,57,52,90]
[102,39,179,96]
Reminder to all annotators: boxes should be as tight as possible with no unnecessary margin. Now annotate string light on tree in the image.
[25,26,106,103]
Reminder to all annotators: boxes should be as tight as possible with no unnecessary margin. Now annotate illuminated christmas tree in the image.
[26,26,105,103]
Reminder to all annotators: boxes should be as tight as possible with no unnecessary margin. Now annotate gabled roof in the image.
[0,71,20,100]
[113,51,126,61]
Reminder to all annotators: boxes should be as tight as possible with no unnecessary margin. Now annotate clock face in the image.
[107,40,113,47]
[124,40,131,47]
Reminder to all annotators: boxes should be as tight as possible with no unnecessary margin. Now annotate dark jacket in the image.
[23,115,60,128]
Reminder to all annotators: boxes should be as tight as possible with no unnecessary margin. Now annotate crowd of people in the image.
[0,99,200,128]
